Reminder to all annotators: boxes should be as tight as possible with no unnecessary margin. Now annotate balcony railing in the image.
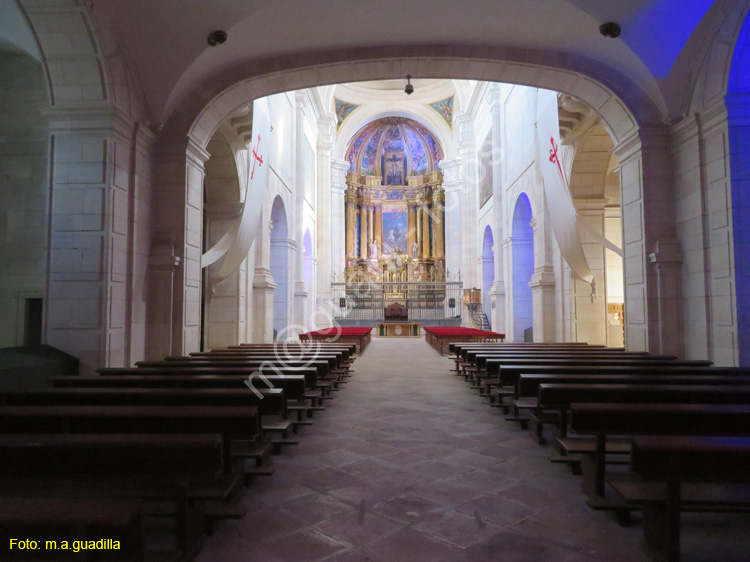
[332,281,463,321]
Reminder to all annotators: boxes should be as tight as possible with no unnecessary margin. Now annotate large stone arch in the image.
[148,45,683,359]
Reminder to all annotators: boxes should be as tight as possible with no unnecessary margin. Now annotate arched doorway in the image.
[566,122,624,346]
[512,194,534,342]
[270,197,289,341]
[481,225,495,327]
[201,130,243,350]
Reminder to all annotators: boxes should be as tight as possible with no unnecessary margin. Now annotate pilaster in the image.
[45,107,140,373]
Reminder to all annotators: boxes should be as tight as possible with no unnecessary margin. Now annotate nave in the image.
[194,338,749,562]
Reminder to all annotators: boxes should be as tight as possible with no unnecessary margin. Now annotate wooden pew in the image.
[462,353,689,388]
[300,328,372,353]
[487,364,735,412]
[235,343,357,358]
[0,387,298,449]
[534,384,750,443]
[0,498,148,561]
[448,341,597,358]
[52,373,320,423]
[484,357,712,375]
[609,436,750,562]
[567,402,750,498]
[173,354,351,383]
[0,433,234,558]
[98,367,320,391]
[0,405,262,479]
[136,359,333,379]
[52,374,306,397]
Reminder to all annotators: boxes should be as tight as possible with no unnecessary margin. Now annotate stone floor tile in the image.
[413,509,503,548]
[357,527,462,562]
[313,509,402,547]
[371,493,448,525]
[262,528,348,562]
[277,492,354,526]
[457,495,540,527]
[464,528,579,562]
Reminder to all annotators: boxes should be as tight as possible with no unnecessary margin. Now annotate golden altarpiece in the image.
[344,171,446,283]
[335,116,461,322]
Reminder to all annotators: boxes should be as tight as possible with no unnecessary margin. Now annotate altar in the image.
[336,117,461,323]
[375,322,421,337]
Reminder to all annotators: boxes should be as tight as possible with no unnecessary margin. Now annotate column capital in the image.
[529,265,555,287]
[331,158,351,172]
[43,106,137,144]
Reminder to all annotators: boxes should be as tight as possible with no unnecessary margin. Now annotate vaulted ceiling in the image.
[0,0,734,125]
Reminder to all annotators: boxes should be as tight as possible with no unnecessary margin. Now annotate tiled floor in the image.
[196,338,750,562]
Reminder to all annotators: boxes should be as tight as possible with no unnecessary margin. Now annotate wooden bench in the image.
[533,384,750,444]
[567,402,750,498]
[609,436,750,562]
[51,374,321,424]
[0,497,148,561]
[487,365,739,413]
[0,387,298,449]
[300,328,372,353]
[0,405,262,479]
[0,433,236,557]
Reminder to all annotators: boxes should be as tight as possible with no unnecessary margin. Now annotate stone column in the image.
[368,205,374,247]
[407,201,416,254]
[345,189,355,259]
[434,189,445,259]
[253,216,276,343]
[374,204,382,250]
[150,133,210,359]
[528,217,556,342]
[501,238,514,339]
[45,108,143,373]
[614,127,683,355]
[359,205,368,259]
[421,200,431,258]
[316,115,335,327]
[489,84,506,335]
[330,158,350,276]
[456,114,478,289]
[414,198,422,252]
[292,92,307,335]
[146,243,180,361]
[441,158,462,279]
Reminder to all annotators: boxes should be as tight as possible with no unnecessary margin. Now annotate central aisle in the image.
[197,337,653,562]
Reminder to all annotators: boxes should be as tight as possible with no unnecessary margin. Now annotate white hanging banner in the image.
[536,89,595,287]
[201,99,272,289]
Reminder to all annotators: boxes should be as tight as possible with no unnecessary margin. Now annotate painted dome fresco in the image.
[345,117,443,185]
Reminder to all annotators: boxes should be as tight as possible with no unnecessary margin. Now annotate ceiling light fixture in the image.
[208,30,228,46]
[599,22,621,38]
[404,75,414,95]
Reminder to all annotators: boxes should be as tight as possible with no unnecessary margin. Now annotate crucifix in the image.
[251,133,264,180]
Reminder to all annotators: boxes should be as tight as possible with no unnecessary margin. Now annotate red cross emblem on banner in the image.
[548,136,564,182]
[251,134,264,180]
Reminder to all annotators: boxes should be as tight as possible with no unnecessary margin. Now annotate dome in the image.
[345,117,444,185]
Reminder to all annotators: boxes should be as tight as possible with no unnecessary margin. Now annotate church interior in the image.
[2,0,750,560]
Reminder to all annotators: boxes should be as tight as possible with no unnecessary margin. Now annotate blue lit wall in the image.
[727,11,750,366]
